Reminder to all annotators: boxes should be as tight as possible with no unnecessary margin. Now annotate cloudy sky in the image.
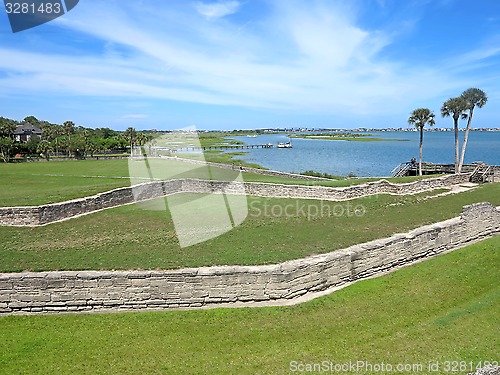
[1,0,499,130]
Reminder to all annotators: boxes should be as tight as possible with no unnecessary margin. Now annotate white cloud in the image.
[0,0,497,123]
[194,1,240,20]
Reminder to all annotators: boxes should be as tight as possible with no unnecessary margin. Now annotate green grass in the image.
[194,150,263,169]
[0,236,498,374]
[153,132,244,149]
[0,159,449,206]
[241,173,448,186]
[0,160,132,206]
[1,183,498,272]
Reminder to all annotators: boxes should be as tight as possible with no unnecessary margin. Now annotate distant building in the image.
[13,123,42,142]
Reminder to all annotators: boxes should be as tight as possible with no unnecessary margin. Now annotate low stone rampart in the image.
[183,173,470,201]
[0,173,471,226]
[0,202,498,315]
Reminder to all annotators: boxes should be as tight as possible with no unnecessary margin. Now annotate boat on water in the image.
[247,135,257,138]
[277,141,292,148]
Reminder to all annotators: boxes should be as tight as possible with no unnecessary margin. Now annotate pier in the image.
[392,162,497,182]
[172,144,274,152]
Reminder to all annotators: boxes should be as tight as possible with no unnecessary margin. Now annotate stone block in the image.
[45,278,70,289]
[0,281,12,290]
[50,293,76,302]
[45,306,68,311]
[74,280,98,289]
[98,279,114,287]
[9,301,30,309]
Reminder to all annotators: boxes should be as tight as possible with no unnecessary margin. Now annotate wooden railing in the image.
[469,164,493,183]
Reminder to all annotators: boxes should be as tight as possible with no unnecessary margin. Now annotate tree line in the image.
[0,115,152,162]
[408,88,488,176]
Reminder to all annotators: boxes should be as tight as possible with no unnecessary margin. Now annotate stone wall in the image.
[182,173,470,201]
[0,173,472,226]
[0,202,498,315]
[493,166,500,181]
[0,180,177,226]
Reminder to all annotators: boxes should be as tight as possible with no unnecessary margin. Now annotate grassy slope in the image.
[241,173,446,186]
[0,159,450,206]
[0,160,131,206]
[0,183,498,272]
[0,236,498,374]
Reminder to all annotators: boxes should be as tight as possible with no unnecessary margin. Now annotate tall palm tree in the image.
[63,121,75,156]
[441,97,468,173]
[458,88,487,173]
[408,108,435,176]
[123,127,137,157]
[63,121,75,137]
[36,140,53,161]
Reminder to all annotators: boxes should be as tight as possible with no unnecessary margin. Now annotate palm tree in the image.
[86,139,99,158]
[37,140,53,161]
[458,88,488,173]
[0,137,14,162]
[63,121,75,156]
[441,97,468,173]
[408,108,435,176]
[123,127,137,157]
[63,121,75,137]
[0,117,17,138]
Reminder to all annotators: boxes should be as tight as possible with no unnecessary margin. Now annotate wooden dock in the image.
[172,144,274,152]
[392,162,497,182]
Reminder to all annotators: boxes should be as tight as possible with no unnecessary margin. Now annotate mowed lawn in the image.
[0,237,498,374]
[0,160,132,207]
[0,183,498,272]
[0,159,448,206]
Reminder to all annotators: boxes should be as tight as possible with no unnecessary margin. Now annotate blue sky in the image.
[1,0,499,130]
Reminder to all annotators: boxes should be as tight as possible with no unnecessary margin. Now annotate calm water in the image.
[231,132,500,177]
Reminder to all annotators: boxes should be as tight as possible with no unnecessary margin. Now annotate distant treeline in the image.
[0,115,152,161]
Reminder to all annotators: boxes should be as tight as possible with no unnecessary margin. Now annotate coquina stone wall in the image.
[0,202,498,315]
[0,173,471,226]
[493,166,500,181]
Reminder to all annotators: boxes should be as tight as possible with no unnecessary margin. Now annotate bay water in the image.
[230,131,500,177]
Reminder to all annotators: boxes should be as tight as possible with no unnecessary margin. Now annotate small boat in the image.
[277,141,292,148]
[247,135,257,138]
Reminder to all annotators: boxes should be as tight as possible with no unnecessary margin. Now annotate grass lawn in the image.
[0,160,132,206]
[0,183,498,272]
[0,159,452,206]
[242,173,448,186]
[0,236,498,374]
